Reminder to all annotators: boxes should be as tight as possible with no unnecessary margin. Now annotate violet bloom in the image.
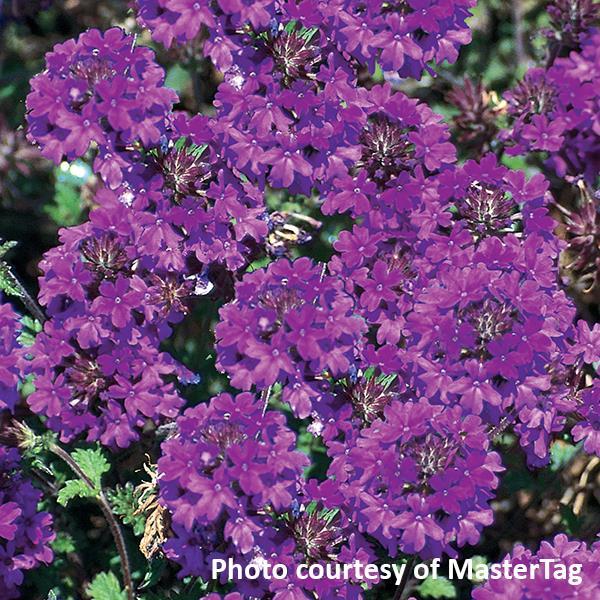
[215,257,366,417]
[0,302,22,413]
[159,392,308,581]
[26,28,176,186]
[472,534,600,599]
[0,447,54,599]
[328,399,503,558]
[502,30,600,182]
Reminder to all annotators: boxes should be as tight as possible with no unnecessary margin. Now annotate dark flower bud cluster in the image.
[446,77,507,157]
[545,0,600,52]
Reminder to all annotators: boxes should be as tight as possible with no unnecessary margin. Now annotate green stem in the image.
[48,443,135,600]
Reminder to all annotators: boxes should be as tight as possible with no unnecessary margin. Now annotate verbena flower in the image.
[215,257,366,417]
[26,28,177,187]
[328,400,503,558]
[158,392,308,578]
[502,30,600,183]
[0,446,54,599]
[136,0,475,78]
[472,534,600,599]
[0,302,22,413]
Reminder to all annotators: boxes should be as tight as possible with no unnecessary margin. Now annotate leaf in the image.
[18,316,42,347]
[165,65,191,95]
[138,559,166,591]
[86,572,126,600]
[0,241,22,299]
[108,484,146,536]
[417,576,457,599]
[0,239,18,260]
[57,479,95,506]
[72,447,111,490]
[51,532,76,554]
[45,180,83,227]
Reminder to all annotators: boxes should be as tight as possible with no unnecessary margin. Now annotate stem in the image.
[10,270,47,324]
[511,0,526,70]
[393,557,415,600]
[49,443,135,600]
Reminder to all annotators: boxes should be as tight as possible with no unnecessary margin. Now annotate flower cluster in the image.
[26,190,187,448]
[0,446,54,599]
[544,0,600,52]
[159,392,305,577]
[159,392,376,598]
[216,257,366,417]
[136,0,475,78]
[328,400,503,559]
[24,32,273,447]
[472,534,600,599]
[0,302,22,413]
[502,27,600,182]
[26,28,177,187]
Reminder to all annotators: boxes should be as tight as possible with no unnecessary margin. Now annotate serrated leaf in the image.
[57,479,95,506]
[72,447,110,490]
[0,263,22,298]
[51,532,76,554]
[417,576,457,599]
[108,484,146,536]
[45,180,83,227]
[86,572,126,600]
[0,240,17,260]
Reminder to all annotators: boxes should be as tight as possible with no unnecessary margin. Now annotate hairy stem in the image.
[16,279,47,324]
[393,557,415,600]
[49,443,135,600]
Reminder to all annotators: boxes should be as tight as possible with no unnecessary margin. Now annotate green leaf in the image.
[0,240,22,299]
[138,559,167,591]
[72,447,111,490]
[0,240,17,260]
[165,65,191,95]
[45,180,83,227]
[18,316,42,347]
[86,572,126,600]
[57,479,95,506]
[417,576,457,599]
[108,484,146,536]
[51,532,76,554]
[560,504,581,535]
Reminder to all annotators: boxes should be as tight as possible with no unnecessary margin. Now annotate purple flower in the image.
[0,447,54,598]
[472,534,600,599]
